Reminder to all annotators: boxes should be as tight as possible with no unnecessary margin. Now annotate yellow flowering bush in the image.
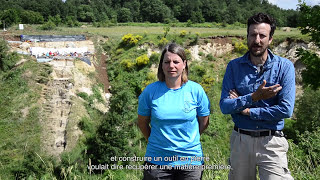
[158,37,169,47]
[136,54,150,66]
[121,33,143,46]
[201,75,215,93]
[234,42,248,54]
[179,30,187,37]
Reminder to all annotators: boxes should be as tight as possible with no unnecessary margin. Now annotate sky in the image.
[268,0,320,10]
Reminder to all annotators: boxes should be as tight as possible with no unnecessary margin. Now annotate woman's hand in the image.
[198,116,209,135]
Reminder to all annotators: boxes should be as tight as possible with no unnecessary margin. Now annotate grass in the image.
[0,56,52,179]
[2,23,307,42]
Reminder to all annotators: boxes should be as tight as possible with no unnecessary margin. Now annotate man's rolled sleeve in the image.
[220,91,253,114]
[220,61,254,114]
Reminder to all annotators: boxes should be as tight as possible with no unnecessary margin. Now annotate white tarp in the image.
[30,47,89,57]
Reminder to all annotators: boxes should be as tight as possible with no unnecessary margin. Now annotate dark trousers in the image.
[143,162,203,180]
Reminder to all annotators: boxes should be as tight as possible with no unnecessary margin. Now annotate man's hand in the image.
[251,80,282,102]
[240,108,250,116]
[229,89,250,116]
[229,89,239,99]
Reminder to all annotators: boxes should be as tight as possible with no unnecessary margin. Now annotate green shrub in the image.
[48,15,62,26]
[295,88,320,134]
[163,26,170,38]
[142,72,157,91]
[149,52,160,64]
[298,127,320,167]
[120,59,136,70]
[192,64,206,77]
[296,48,320,90]
[65,16,80,27]
[76,92,89,101]
[78,116,95,134]
[38,20,56,30]
[0,39,19,72]
[185,49,192,61]
[287,140,319,179]
[136,54,149,66]
[206,54,215,61]
[92,85,104,103]
[116,48,124,55]
[187,19,192,27]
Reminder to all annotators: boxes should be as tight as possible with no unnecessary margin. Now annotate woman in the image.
[138,43,210,179]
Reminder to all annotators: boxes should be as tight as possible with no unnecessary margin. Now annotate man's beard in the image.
[249,45,268,57]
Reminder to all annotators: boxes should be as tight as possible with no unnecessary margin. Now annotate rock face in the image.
[28,40,108,158]
[41,60,74,157]
[273,39,319,97]
[189,42,233,61]
[7,36,110,159]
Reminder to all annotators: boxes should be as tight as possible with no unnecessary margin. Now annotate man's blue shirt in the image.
[220,50,295,130]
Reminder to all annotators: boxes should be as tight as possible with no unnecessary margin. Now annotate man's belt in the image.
[234,126,284,137]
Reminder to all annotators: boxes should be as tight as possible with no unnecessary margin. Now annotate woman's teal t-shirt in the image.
[138,80,210,166]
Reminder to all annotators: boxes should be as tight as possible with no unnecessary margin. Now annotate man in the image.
[220,13,295,180]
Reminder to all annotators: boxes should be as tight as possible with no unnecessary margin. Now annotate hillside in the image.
[0,28,319,179]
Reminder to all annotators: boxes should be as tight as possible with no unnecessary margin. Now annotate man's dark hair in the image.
[247,13,276,39]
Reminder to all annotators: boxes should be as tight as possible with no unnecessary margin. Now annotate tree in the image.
[298,4,320,46]
[20,10,44,24]
[140,0,172,22]
[286,10,298,27]
[225,0,242,24]
[0,39,19,72]
[0,9,20,27]
[201,0,220,22]
[117,7,132,22]
[296,3,320,89]
[294,2,320,139]
[123,0,141,22]
[175,0,202,22]
[77,4,95,22]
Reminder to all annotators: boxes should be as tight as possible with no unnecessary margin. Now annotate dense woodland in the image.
[0,0,299,27]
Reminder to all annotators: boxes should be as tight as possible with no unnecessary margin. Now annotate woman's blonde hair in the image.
[157,43,188,85]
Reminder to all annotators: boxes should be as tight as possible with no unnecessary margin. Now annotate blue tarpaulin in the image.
[79,57,91,65]
[37,58,53,63]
